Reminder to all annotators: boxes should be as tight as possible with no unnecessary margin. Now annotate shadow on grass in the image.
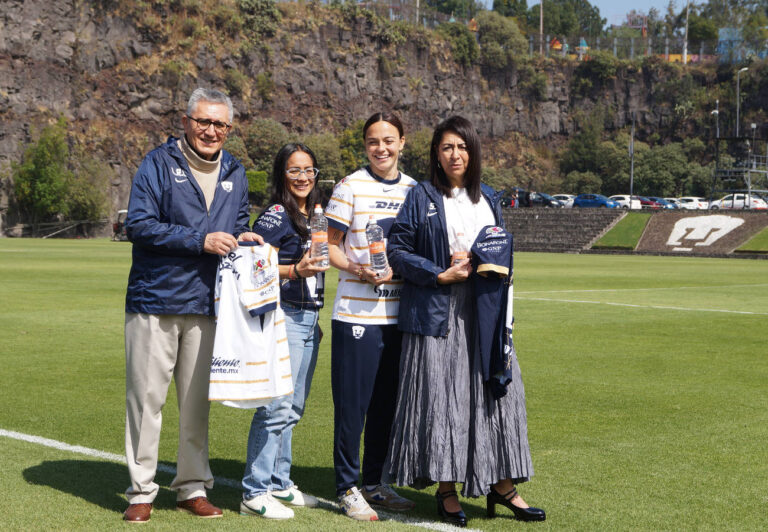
[22,458,494,523]
[22,458,341,516]
[23,460,178,514]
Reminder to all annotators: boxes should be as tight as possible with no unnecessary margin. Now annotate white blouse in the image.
[442,187,495,254]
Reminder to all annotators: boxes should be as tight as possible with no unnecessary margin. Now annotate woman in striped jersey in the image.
[324,112,417,521]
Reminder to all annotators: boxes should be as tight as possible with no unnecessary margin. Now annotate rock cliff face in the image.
[0,0,724,234]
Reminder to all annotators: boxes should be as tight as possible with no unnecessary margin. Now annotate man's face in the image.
[181,101,231,160]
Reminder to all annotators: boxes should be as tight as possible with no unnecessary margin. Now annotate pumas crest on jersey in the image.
[352,325,365,339]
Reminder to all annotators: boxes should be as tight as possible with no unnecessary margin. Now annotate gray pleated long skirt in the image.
[383,282,533,498]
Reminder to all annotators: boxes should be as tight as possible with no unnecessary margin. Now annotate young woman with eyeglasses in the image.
[240,143,328,520]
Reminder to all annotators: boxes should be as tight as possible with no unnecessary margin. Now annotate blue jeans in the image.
[242,305,320,498]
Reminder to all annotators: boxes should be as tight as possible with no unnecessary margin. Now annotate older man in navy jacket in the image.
[122,88,260,523]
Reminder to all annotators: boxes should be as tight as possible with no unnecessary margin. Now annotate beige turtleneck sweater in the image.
[178,135,221,211]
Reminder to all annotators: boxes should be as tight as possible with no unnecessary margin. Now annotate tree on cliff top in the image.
[526,0,605,37]
[476,10,528,69]
[494,0,528,19]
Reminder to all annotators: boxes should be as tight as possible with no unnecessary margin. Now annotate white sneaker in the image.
[363,484,416,511]
[338,487,379,521]
[240,493,295,519]
[272,485,319,507]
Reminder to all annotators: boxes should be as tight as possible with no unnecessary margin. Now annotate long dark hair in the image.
[363,111,405,139]
[267,143,322,240]
[429,115,482,203]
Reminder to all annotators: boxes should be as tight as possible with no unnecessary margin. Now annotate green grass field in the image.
[737,227,768,253]
[593,212,651,250]
[1,239,767,530]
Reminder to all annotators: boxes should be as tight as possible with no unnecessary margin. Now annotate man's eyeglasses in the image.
[186,116,232,135]
[286,167,319,180]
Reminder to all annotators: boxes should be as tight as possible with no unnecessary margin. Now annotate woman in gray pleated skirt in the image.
[384,116,546,526]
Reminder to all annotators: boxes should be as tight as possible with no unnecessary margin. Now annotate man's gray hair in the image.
[187,88,234,123]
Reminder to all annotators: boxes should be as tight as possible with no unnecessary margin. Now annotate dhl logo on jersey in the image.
[371,201,402,210]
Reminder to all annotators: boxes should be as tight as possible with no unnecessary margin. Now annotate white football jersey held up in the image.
[209,242,292,408]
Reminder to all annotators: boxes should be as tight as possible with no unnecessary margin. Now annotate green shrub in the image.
[574,50,618,89]
[13,118,72,226]
[338,119,367,177]
[400,127,432,180]
[180,18,201,38]
[211,4,243,37]
[160,59,188,86]
[437,22,479,67]
[243,118,293,172]
[12,117,108,227]
[255,71,274,103]
[246,169,269,206]
[518,64,548,100]
[301,132,344,183]
[224,68,248,96]
[476,10,527,69]
[237,0,281,38]
[223,135,255,169]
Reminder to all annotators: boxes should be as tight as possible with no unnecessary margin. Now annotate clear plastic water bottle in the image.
[451,232,469,265]
[310,204,329,268]
[365,215,389,275]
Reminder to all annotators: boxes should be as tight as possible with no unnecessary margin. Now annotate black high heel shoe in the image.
[487,486,546,522]
[436,490,467,528]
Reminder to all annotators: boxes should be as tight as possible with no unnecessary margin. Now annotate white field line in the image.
[516,296,768,315]
[0,428,475,532]
[516,282,768,295]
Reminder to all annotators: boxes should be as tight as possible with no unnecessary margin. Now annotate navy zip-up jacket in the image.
[125,137,251,316]
[388,181,503,337]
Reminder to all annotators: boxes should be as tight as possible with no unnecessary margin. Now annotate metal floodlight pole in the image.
[683,0,690,64]
[736,67,748,137]
[748,123,757,207]
[540,1,544,55]
[629,112,636,207]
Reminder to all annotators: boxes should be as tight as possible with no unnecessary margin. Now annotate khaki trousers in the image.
[124,313,216,504]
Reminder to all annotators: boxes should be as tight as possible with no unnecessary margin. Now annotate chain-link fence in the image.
[529,33,766,63]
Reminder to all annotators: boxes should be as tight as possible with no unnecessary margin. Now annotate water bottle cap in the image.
[369,215,375,220]
[314,203,322,212]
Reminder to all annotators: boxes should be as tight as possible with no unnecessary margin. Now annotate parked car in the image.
[663,198,685,209]
[552,194,575,208]
[647,197,678,209]
[573,193,620,208]
[709,194,768,210]
[529,191,564,208]
[677,196,709,210]
[609,195,642,209]
[635,196,663,209]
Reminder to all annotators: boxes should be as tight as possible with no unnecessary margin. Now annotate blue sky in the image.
[591,0,676,28]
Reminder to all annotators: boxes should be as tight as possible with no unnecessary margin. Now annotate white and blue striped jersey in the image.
[325,166,416,325]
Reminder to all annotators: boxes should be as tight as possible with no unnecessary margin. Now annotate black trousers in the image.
[331,320,402,495]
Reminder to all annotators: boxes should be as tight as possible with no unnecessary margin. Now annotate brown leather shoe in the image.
[176,497,223,518]
[123,503,152,523]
